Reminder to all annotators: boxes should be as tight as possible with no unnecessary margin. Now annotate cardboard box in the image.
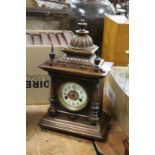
[101,15,129,66]
[26,30,74,105]
[105,67,129,136]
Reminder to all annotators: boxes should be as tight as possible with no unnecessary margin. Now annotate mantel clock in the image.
[39,15,113,140]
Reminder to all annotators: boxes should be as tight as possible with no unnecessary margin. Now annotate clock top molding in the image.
[39,14,113,79]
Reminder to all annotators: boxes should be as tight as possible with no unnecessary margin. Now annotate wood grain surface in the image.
[27,105,96,155]
[27,105,128,155]
[101,15,129,66]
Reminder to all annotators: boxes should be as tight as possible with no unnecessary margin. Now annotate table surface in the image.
[26,104,128,155]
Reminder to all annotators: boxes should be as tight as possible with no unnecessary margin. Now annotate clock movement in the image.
[39,15,113,141]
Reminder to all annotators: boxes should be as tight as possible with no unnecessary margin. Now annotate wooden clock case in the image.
[39,15,113,141]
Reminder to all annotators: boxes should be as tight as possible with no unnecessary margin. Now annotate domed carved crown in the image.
[70,34,94,48]
[62,14,98,56]
[70,15,94,48]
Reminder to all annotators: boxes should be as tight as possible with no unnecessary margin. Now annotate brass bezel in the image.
[57,82,88,112]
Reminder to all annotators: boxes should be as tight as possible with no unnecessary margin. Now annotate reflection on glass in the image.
[69,0,115,54]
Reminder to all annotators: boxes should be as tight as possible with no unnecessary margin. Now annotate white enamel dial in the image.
[58,82,88,111]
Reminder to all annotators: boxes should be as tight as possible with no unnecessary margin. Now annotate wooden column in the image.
[48,74,56,115]
[89,83,100,125]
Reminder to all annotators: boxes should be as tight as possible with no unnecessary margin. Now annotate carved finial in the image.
[77,14,88,34]
[94,50,101,66]
[49,44,55,60]
[78,14,87,29]
[79,14,87,26]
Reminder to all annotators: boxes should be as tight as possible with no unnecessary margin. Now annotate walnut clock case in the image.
[39,15,113,141]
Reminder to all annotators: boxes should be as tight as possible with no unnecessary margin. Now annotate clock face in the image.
[58,82,88,112]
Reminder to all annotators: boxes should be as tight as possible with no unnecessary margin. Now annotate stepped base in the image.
[39,111,110,141]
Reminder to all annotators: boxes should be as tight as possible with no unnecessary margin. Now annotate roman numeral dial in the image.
[58,82,88,111]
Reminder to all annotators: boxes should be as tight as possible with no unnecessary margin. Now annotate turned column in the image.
[89,82,100,125]
[48,45,57,115]
[48,74,56,116]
